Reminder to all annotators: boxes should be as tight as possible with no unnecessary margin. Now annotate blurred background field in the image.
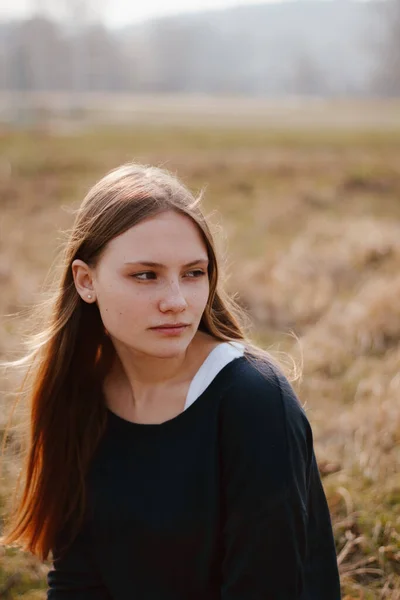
[1,0,400,598]
[0,113,399,599]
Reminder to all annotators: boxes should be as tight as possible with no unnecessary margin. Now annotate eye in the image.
[132,272,156,281]
[185,270,206,278]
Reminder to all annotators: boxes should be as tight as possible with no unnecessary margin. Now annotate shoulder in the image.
[220,355,309,424]
[219,355,313,462]
[218,355,314,508]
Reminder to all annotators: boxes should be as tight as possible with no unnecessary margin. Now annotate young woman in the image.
[1,163,341,599]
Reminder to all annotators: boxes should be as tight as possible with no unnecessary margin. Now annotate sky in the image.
[0,0,283,28]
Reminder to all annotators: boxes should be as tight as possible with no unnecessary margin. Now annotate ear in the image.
[71,259,96,304]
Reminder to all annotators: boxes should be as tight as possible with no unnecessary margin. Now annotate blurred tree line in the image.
[372,0,400,95]
[0,0,398,97]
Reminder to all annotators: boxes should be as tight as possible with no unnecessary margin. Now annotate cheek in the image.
[97,286,147,328]
[190,281,210,309]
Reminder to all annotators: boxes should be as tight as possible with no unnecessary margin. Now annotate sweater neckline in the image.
[105,354,246,431]
[184,341,245,411]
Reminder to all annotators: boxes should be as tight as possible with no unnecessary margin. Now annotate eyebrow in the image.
[124,259,209,268]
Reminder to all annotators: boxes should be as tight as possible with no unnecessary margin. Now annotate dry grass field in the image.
[0,111,400,598]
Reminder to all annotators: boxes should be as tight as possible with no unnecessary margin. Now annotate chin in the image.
[150,340,190,358]
[154,341,189,358]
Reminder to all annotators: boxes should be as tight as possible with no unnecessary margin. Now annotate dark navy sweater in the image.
[47,355,341,599]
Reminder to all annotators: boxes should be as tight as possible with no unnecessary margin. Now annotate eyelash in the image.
[132,270,207,281]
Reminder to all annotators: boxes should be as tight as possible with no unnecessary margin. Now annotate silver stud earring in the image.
[87,294,92,299]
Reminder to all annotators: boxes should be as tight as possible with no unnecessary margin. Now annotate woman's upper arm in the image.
[219,362,315,599]
[47,520,110,600]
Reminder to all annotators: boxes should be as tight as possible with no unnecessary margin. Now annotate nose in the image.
[159,280,188,313]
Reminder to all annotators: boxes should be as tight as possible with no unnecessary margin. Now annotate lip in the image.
[150,324,189,335]
[150,324,189,329]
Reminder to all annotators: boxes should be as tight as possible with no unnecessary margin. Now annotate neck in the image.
[104,332,209,410]
[117,347,190,385]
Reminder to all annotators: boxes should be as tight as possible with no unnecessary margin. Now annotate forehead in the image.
[104,211,208,262]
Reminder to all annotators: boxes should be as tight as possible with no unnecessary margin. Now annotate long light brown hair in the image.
[0,163,297,561]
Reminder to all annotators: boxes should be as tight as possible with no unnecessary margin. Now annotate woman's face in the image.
[73,210,210,358]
